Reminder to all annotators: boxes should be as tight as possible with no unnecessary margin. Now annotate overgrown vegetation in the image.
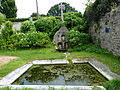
[104,80,120,90]
[84,0,120,25]
[68,44,112,55]
[34,16,62,39]
[0,21,16,50]
[64,12,85,32]
[0,0,17,18]
[67,30,90,48]
[66,29,109,55]
[0,21,51,50]
[7,17,37,22]
[20,21,36,33]
[0,11,87,50]
[0,13,6,27]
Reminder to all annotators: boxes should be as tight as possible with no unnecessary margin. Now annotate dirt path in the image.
[0,56,19,67]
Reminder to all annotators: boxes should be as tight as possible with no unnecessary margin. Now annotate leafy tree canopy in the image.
[30,12,47,17]
[30,12,37,17]
[47,2,77,16]
[0,0,17,18]
[84,0,120,23]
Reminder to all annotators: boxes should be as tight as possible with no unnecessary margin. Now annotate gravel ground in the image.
[0,56,19,67]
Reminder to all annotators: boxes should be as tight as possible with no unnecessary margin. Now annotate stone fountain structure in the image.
[53,26,68,51]
[53,3,69,51]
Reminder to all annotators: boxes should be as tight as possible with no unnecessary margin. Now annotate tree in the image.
[30,12,47,17]
[47,2,77,16]
[30,12,37,17]
[0,0,17,18]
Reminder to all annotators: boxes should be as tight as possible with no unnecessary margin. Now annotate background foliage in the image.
[0,13,6,27]
[0,21,51,50]
[68,43,112,55]
[7,17,37,22]
[47,2,77,16]
[67,30,90,48]
[64,12,85,32]
[0,21,16,49]
[20,21,36,33]
[84,0,120,24]
[15,31,51,48]
[0,0,17,18]
[34,16,62,39]
[1,21,14,40]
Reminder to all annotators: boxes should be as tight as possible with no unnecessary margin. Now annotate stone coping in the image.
[0,58,117,90]
[89,62,113,80]
[0,85,106,90]
[0,64,32,85]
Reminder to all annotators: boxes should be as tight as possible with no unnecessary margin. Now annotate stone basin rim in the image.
[0,58,114,90]
[0,85,106,90]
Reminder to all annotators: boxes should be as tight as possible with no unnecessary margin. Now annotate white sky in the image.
[15,0,88,18]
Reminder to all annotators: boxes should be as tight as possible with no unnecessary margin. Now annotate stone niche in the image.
[53,26,68,51]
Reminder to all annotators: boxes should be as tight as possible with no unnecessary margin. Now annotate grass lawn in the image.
[70,51,120,75]
[0,48,64,78]
[0,47,120,79]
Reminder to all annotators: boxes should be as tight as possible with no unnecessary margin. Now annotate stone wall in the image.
[0,22,22,35]
[89,8,120,56]
[13,22,22,30]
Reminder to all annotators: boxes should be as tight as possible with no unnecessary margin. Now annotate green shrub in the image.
[0,21,51,50]
[1,21,15,41]
[20,21,36,33]
[7,17,37,22]
[67,30,90,48]
[16,31,51,48]
[64,12,86,32]
[0,21,17,50]
[34,16,62,39]
[85,44,111,54]
[0,13,6,27]
[104,80,120,90]
[35,17,55,32]
[0,31,51,50]
[68,44,91,52]
[68,43,111,55]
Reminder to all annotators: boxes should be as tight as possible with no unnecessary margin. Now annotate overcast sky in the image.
[15,0,88,18]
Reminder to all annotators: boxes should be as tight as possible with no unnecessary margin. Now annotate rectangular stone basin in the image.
[12,63,108,86]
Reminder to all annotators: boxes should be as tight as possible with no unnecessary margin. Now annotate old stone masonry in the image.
[89,8,120,56]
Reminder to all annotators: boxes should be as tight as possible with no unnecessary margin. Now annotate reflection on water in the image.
[13,64,107,85]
